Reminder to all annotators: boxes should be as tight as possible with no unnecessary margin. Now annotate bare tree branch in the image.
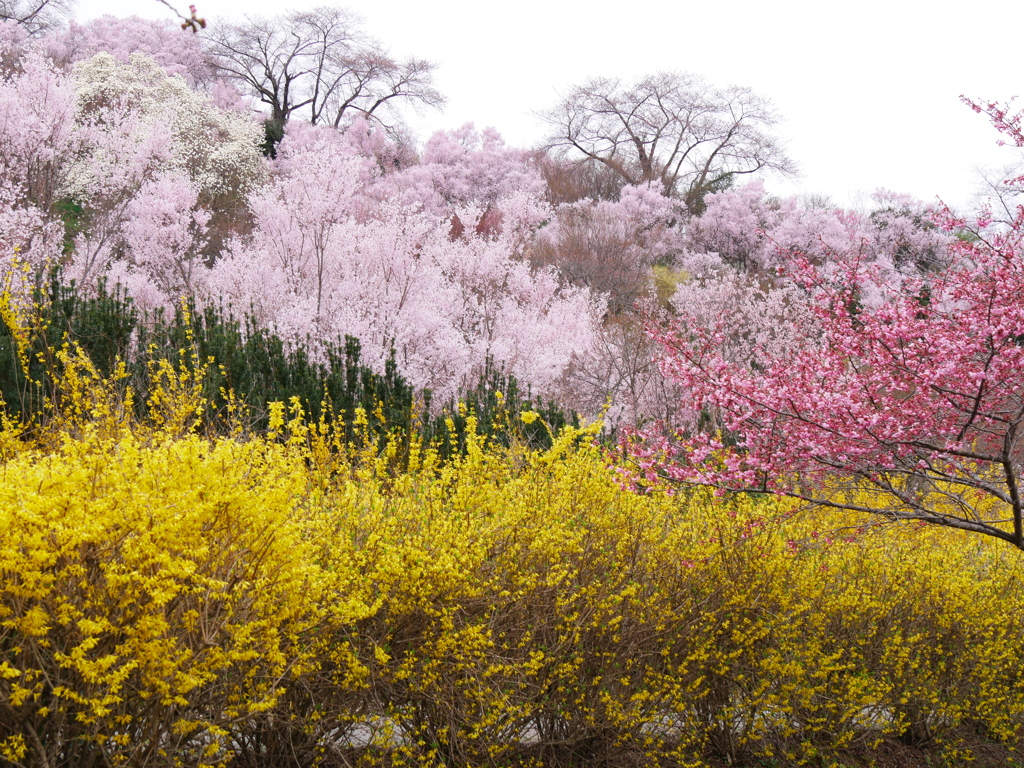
[153,0,206,33]
[0,0,73,35]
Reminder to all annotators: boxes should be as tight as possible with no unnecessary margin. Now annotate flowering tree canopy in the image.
[632,111,1024,550]
[201,121,602,402]
[47,15,213,86]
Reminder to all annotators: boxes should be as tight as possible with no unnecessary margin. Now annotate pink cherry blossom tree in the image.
[45,15,213,86]
[0,53,78,271]
[362,123,545,223]
[0,19,28,74]
[202,120,602,402]
[681,181,949,278]
[630,108,1024,550]
[122,173,210,297]
[419,124,546,207]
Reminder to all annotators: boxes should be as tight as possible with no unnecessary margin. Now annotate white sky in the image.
[73,0,1024,211]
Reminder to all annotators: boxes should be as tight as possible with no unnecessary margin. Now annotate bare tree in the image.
[0,0,73,34]
[535,152,629,204]
[542,72,794,212]
[205,6,444,132]
[971,163,1024,230]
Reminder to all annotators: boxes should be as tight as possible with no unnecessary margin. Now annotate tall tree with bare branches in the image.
[542,72,793,213]
[205,6,443,135]
[0,0,72,34]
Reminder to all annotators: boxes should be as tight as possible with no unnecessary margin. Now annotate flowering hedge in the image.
[2,361,1024,767]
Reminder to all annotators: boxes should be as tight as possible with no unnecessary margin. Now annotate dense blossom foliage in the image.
[632,114,1024,549]
[0,53,75,262]
[680,182,950,276]
[662,183,951,380]
[63,52,264,300]
[201,121,601,400]
[45,14,213,85]
[0,25,609,405]
[0,45,263,305]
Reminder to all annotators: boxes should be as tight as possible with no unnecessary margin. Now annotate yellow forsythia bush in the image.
[3,360,1024,767]
[272,426,1024,768]
[0,431,341,768]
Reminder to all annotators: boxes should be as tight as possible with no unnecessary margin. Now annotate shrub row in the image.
[2,396,1024,767]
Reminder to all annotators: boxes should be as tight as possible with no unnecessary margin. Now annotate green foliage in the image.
[0,273,581,459]
[51,197,86,256]
[687,171,734,215]
[137,301,415,430]
[260,118,285,159]
[424,356,580,461]
[0,275,138,420]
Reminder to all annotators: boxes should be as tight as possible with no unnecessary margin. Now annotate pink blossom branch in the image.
[628,122,1024,549]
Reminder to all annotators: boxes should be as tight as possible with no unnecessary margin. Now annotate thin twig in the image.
[154,0,206,32]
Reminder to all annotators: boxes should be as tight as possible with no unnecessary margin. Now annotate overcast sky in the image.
[73,0,1024,211]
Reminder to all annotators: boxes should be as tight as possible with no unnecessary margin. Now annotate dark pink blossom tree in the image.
[631,107,1024,550]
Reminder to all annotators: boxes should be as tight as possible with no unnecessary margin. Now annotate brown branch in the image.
[154,0,206,33]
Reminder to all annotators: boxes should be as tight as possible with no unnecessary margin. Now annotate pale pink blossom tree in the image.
[0,19,28,74]
[0,54,78,270]
[681,181,949,278]
[364,123,545,222]
[533,183,683,304]
[46,15,213,86]
[202,120,602,402]
[122,172,210,296]
[419,124,546,207]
